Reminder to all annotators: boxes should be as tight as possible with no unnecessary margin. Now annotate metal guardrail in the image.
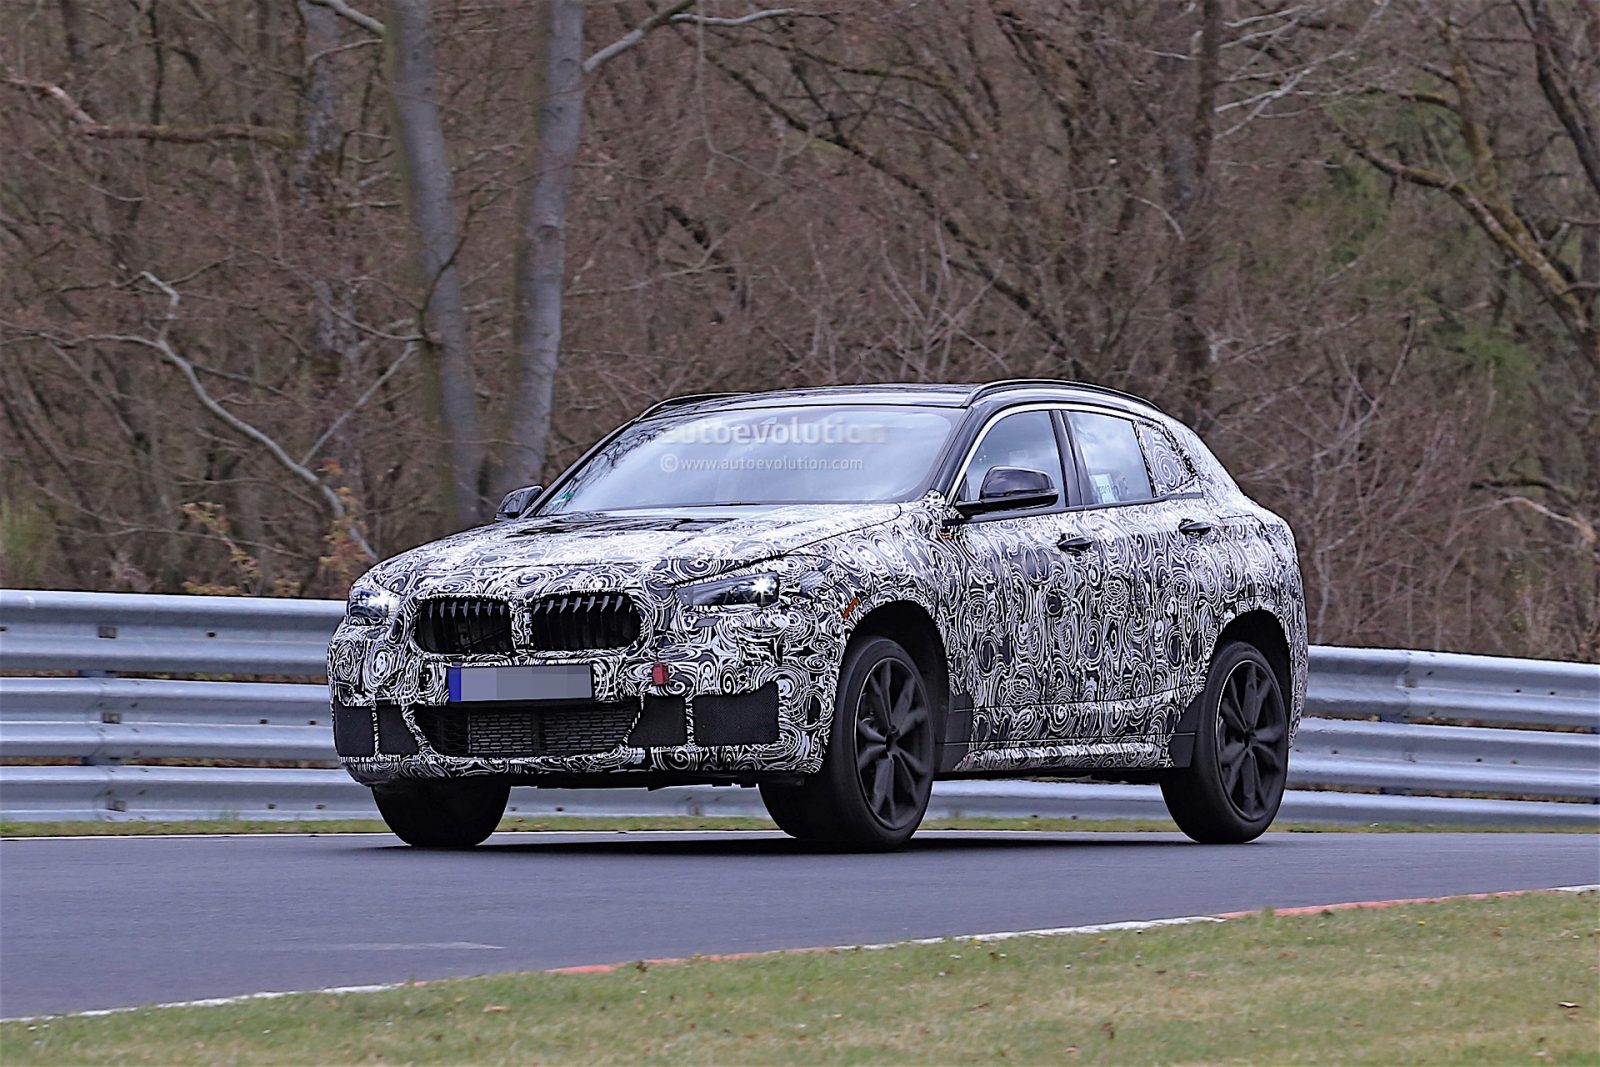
[0,590,338,675]
[1307,645,1600,729]
[1,589,1596,826]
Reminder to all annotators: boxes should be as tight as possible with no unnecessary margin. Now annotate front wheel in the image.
[760,636,936,851]
[1161,641,1289,843]
[373,777,509,848]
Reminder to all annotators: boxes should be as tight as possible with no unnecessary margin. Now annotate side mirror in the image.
[494,485,543,522]
[953,467,1058,518]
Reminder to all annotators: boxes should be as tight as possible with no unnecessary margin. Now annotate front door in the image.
[939,408,1071,749]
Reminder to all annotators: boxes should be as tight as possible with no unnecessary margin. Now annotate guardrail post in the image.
[75,667,121,767]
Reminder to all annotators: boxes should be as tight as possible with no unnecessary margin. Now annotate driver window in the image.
[959,410,1063,502]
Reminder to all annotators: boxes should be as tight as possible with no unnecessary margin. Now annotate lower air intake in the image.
[414,702,637,758]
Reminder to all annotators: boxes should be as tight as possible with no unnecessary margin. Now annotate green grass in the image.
[4,892,1595,1064]
[2,814,1593,838]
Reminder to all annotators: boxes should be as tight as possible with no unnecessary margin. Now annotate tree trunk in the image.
[296,0,367,518]
[1158,0,1221,430]
[496,0,584,494]
[296,0,343,198]
[384,0,485,526]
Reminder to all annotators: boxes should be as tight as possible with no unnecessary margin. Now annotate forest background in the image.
[3,0,1596,660]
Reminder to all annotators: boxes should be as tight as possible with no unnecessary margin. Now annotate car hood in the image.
[365,502,904,595]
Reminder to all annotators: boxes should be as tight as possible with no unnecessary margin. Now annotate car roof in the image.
[638,380,1164,420]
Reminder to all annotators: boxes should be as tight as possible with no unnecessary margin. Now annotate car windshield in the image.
[539,405,961,512]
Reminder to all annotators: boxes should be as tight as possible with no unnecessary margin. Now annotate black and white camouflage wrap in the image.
[330,400,1308,786]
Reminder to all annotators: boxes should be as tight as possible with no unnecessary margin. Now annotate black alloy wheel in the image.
[760,635,937,850]
[1161,640,1289,843]
[1214,655,1287,821]
[853,655,934,830]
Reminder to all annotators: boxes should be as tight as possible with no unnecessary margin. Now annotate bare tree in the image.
[1157,0,1223,428]
[497,0,584,493]
[1324,0,1599,652]
[384,0,485,524]
[495,2,797,494]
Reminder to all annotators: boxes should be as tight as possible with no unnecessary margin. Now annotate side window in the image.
[959,410,1064,504]
[1068,411,1154,505]
[1136,422,1198,496]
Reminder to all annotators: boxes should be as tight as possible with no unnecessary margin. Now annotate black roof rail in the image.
[635,391,750,421]
[968,378,1160,411]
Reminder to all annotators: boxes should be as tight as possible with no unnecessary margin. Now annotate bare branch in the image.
[1524,0,1600,197]
[585,3,798,76]
[304,0,385,37]
[61,274,379,561]
[1338,124,1586,315]
[96,328,375,560]
[1333,123,1457,191]
[300,341,418,467]
[583,1,695,75]
[1496,495,1598,546]
[4,75,298,149]
[672,8,796,28]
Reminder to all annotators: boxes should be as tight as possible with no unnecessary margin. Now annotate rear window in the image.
[1069,411,1154,505]
[1137,422,1198,495]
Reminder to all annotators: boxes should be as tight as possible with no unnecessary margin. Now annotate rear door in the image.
[1058,409,1169,714]
[1132,418,1218,699]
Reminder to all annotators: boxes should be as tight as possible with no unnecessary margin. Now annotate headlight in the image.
[676,573,780,610]
[346,579,401,626]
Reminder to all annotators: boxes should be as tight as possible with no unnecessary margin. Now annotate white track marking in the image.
[311,942,505,952]
[846,914,1228,952]
[4,985,407,1024]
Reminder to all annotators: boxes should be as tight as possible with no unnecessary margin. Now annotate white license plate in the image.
[446,664,593,703]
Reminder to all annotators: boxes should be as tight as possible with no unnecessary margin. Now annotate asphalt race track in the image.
[3,830,1596,1019]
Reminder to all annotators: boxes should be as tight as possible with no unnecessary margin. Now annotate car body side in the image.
[327,387,1308,787]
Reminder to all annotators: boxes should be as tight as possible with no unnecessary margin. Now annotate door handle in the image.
[1057,534,1095,553]
[1178,519,1214,537]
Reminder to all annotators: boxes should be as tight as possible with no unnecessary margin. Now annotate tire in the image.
[760,636,936,851]
[1161,640,1290,843]
[757,780,826,841]
[373,777,509,848]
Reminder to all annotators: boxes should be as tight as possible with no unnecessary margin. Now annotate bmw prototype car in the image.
[329,381,1307,850]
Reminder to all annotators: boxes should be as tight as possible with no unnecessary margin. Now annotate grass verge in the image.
[4,892,1596,1064]
[2,814,1594,837]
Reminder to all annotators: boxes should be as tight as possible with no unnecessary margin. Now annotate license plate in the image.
[446,664,593,703]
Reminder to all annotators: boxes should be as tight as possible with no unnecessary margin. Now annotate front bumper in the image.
[327,590,841,784]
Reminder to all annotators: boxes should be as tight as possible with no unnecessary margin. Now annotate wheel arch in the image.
[847,599,951,738]
[1215,609,1292,710]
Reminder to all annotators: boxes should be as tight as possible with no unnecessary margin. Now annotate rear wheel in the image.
[1161,641,1289,843]
[373,777,509,848]
[760,636,936,851]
